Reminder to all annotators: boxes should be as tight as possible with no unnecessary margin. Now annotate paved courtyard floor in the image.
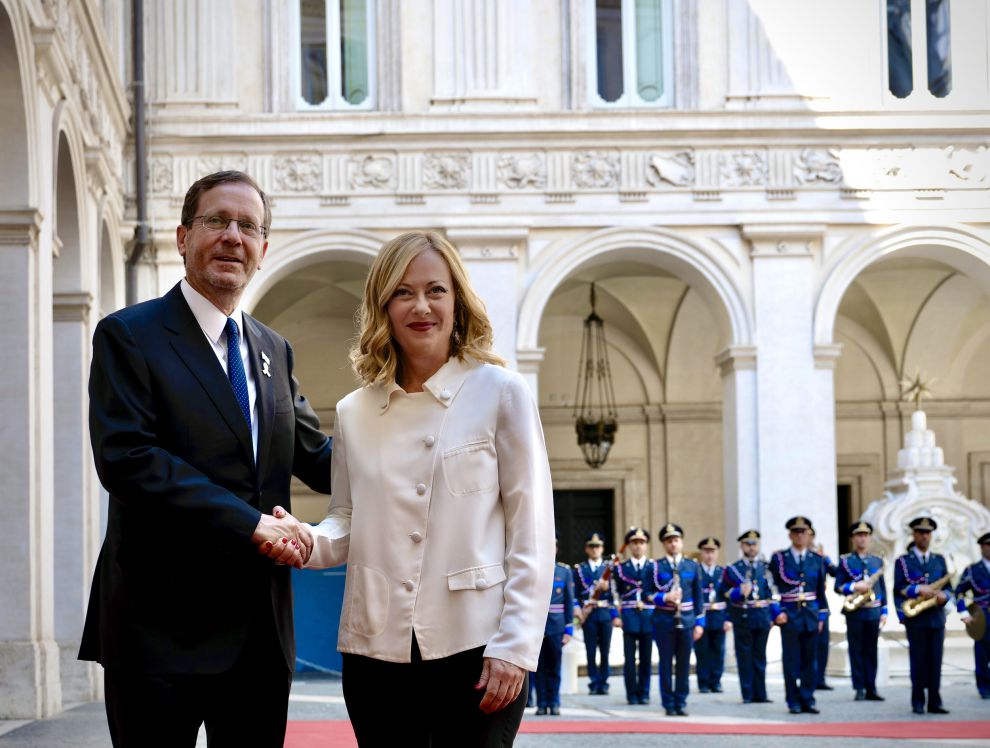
[2,673,989,747]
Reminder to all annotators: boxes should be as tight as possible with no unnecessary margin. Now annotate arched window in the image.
[295,0,376,110]
[887,0,951,99]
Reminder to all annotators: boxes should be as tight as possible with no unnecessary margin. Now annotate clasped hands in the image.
[251,505,313,569]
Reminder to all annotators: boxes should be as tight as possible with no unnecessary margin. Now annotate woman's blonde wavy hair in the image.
[351,231,506,386]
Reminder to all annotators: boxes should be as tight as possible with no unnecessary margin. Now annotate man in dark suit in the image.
[694,536,729,694]
[612,527,654,704]
[80,171,333,748]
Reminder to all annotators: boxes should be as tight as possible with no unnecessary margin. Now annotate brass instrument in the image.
[902,573,951,618]
[965,602,987,641]
[671,560,684,629]
[578,554,617,624]
[842,561,886,612]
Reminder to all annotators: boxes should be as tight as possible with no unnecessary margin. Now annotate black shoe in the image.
[698,688,711,694]
[754,698,773,703]
[815,683,834,691]
[865,692,885,702]
[801,705,820,714]
[742,699,753,704]
[549,705,560,716]
[675,707,689,716]
[912,706,925,715]
[981,693,990,700]
[536,706,547,715]
[789,707,802,714]
[928,706,950,714]
[665,708,677,716]
[638,697,650,705]
[712,685,723,693]
[854,689,866,701]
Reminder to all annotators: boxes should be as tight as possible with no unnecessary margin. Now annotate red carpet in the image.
[284,719,990,746]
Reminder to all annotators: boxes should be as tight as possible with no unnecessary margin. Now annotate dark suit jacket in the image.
[79,283,332,674]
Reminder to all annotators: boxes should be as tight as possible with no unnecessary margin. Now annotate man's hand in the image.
[935,591,947,605]
[880,614,887,628]
[775,612,788,626]
[666,588,683,606]
[692,625,704,642]
[740,581,753,598]
[252,506,313,568]
[613,617,623,629]
[962,615,973,625]
[818,620,824,634]
[595,579,610,593]
[475,657,525,714]
[724,620,733,632]
[562,633,572,646]
[917,584,935,599]
[853,581,871,594]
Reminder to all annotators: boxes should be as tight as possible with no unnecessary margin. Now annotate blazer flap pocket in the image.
[447,562,507,591]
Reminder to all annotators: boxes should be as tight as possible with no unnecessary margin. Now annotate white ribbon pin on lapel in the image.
[261,351,272,378]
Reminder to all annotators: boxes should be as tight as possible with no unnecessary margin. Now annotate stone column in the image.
[745,224,838,552]
[516,347,544,397]
[716,345,758,546]
[432,0,536,108]
[0,210,61,719]
[446,228,525,368]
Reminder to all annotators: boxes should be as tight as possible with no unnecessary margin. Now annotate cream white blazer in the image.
[307,356,555,671]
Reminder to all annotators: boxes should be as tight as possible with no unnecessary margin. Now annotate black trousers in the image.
[845,617,880,693]
[534,633,563,707]
[906,625,944,710]
[103,619,291,748]
[780,622,818,710]
[622,631,652,701]
[695,628,725,690]
[342,638,527,747]
[732,625,769,702]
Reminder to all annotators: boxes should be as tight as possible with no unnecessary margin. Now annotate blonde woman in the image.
[304,231,554,745]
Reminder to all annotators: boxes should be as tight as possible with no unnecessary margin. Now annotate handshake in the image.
[250,505,313,569]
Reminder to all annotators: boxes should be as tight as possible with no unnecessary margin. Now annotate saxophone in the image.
[903,573,951,618]
[843,562,886,612]
[671,560,684,629]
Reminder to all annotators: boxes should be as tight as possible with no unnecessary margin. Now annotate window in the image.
[587,0,673,108]
[294,0,376,110]
[887,0,951,99]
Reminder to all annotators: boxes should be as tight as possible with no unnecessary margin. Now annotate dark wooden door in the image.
[837,483,853,555]
[553,489,616,566]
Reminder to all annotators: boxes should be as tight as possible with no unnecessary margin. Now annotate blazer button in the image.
[410,531,423,543]
[476,577,488,589]
[416,483,427,495]
[402,579,415,591]
[424,435,435,448]
[439,389,451,400]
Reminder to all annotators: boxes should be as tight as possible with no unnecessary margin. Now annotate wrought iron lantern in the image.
[573,283,618,468]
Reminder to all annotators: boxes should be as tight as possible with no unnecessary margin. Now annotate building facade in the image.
[2,0,990,719]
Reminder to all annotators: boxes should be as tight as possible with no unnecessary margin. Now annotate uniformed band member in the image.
[644,523,704,716]
[957,532,990,700]
[811,526,838,691]
[535,538,578,715]
[612,527,654,704]
[834,521,888,701]
[769,516,829,714]
[695,536,729,694]
[894,516,952,715]
[574,532,617,695]
[721,529,774,704]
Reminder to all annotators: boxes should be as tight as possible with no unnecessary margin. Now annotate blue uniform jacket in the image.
[699,564,728,630]
[893,551,952,628]
[955,559,990,615]
[834,553,888,621]
[546,563,578,637]
[643,557,706,629]
[612,558,654,634]
[574,560,619,623]
[768,548,829,632]
[720,558,777,629]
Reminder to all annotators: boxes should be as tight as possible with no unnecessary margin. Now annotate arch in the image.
[240,228,383,313]
[96,192,125,317]
[0,0,37,205]
[518,227,751,354]
[815,225,990,346]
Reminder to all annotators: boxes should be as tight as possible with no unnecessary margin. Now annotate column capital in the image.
[742,223,826,257]
[813,343,843,370]
[516,346,545,371]
[53,292,94,322]
[446,227,526,262]
[0,210,44,248]
[715,345,757,377]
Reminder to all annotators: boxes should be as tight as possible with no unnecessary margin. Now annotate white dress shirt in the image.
[180,279,258,458]
[913,548,930,565]
[307,356,555,671]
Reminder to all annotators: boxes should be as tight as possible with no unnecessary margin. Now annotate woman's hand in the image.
[475,657,525,714]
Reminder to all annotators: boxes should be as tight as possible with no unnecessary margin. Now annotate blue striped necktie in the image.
[224,317,251,429]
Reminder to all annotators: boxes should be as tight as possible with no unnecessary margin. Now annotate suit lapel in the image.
[163,285,255,469]
[243,314,274,478]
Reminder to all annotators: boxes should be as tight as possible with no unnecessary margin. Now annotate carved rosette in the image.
[423,153,470,190]
[719,150,768,187]
[273,156,322,193]
[646,150,695,187]
[497,153,547,189]
[572,151,620,189]
[350,155,395,190]
[793,148,843,185]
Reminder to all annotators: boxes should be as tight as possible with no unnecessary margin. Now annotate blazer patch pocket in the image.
[447,562,507,591]
[342,564,390,638]
[442,438,498,495]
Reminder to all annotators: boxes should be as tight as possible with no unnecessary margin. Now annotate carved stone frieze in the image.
[497,153,547,189]
[423,153,470,190]
[646,150,695,187]
[719,150,767,187]
[793,148,843,185]
[273,156,322,192]
[350,155,395,190]
[572,151,620,189]
[149,156,173,194]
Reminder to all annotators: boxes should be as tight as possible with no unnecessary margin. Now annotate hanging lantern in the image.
[573,283,618,468]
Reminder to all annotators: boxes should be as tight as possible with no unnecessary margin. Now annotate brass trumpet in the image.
[671,562,684,630]
[903,573,951,618]
[842,562,885,612]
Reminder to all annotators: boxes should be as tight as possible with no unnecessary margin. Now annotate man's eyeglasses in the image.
[187,215,268,239]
